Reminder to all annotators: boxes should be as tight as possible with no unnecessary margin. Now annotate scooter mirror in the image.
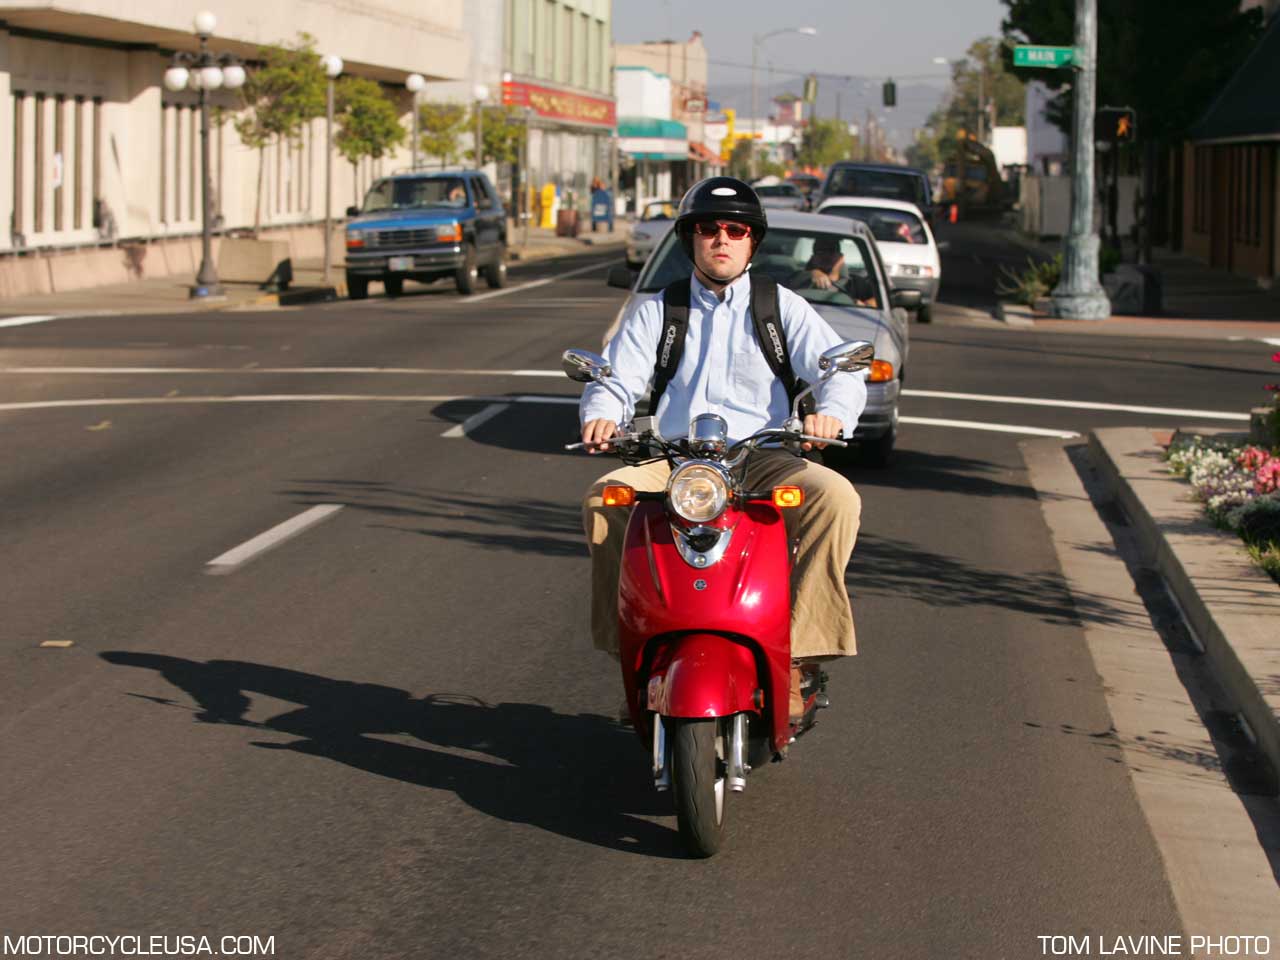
[562,349,611,382]
[818,340,875,373]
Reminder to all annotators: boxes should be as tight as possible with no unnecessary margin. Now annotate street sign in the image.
[1013,45,1076,69]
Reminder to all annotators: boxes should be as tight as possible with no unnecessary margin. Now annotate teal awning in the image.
[616,117,687,139]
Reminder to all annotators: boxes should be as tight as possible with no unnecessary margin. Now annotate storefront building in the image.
[0,0,469,255]
[503,0,615,222]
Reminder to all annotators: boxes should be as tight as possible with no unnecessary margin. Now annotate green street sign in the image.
[1013,45,1076,69]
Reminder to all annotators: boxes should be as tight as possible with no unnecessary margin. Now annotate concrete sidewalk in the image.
[0,224,628,319]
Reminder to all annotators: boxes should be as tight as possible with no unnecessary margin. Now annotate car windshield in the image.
[641,201,677,221]
[826,168,926,206]
[756,185,800,197]
[362,177,468,212]
[638,227,882,310]
[822,206,927,244]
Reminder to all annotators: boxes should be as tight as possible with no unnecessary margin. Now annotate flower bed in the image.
[1165,434,1280,583]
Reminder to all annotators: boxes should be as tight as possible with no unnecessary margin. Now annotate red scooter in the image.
[565,339,874,856]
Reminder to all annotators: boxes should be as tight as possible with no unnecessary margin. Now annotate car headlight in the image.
[346,230,364,248]
[668,463,729,523]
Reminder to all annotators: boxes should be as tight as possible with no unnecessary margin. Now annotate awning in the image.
[616,117,687,139]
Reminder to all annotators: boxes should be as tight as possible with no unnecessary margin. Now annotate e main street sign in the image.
[1013,45,1077,69]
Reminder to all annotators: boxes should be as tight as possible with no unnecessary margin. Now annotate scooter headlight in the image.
[668,462,729,524]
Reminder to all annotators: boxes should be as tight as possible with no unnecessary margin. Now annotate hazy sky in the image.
[612,0,1011,139]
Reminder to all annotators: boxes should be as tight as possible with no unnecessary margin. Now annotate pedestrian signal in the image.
[1096,107,1137,142]
[883,79,896,108]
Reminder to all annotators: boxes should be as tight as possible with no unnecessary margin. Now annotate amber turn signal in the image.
[436,222,463,243]
[868,360,895,382]
[602,484,636,507]
[772,486,804,509]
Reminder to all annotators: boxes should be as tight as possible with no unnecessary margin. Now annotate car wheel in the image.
[384,276,404,297]
[347,274,368,300]
[916,304,932,324]
[455,244,478,296]
[483,243,508,289]
[855,429,895,469]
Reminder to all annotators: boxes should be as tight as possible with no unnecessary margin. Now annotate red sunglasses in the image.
[692,220,754,240]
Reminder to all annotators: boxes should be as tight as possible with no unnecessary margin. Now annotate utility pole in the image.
[1050,0,1111,320]
[977,66,985,143]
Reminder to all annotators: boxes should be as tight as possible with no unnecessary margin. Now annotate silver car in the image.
[625,199,679,269]
[755,182,807,211]
[605,210,916,467]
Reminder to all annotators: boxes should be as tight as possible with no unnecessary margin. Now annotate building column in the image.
[0,30,13,252]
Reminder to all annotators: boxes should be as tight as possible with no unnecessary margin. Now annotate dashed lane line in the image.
[206,504,344,575]
[460,261,610,303]
[900,416,1079,439]
[0,315,57,328]
[900,389,1251,422]
[441,402,510,438]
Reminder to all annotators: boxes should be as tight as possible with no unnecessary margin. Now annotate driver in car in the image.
[578,177,868,719]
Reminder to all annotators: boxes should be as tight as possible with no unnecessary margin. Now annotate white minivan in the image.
[816,196,942,323]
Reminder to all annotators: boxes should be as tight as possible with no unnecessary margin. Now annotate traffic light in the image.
[883,79,896,108]
[1096,106,1137,142]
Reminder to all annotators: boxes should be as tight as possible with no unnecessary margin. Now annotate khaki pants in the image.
[582,452,861,659]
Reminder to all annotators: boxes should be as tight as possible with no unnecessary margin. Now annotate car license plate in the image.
[388,256,414,272]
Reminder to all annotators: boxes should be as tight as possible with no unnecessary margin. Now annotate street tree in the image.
[797,118,855,169]
[418,102,468,168]
[471,105,526,167]
[727,139,754,180]
[919,36,1025,170]
[1001,0,1262,141]
[335,77,407,201]
[234,33,328,231]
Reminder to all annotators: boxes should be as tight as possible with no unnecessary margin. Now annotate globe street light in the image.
[751,27,815,179]
[164,11,245,299]
[321,54,343,284]
[406,73,426,169]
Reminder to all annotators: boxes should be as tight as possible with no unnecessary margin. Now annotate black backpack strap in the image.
[648,279,692,411]
[749,274,814,416]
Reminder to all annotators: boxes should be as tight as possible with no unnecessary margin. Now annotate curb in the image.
[1088,426,1280,786]
[995,300,1036,327]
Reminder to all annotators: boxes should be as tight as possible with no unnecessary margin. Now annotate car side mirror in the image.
[607,265,635,290]
[562,349,611,382]
[345,206,360,218]
[890,288,923,310]
[818,340,875,374]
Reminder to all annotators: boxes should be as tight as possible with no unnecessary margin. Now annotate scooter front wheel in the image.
[670,717,727,857]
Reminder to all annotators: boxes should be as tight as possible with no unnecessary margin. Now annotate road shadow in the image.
[279,479,587,558]
[834,448,1039,500]
[99,652,682,858]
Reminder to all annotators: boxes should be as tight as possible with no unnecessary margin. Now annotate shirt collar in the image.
[690,268,751,308]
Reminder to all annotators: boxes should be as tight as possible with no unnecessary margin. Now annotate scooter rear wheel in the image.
[670,717,727,857]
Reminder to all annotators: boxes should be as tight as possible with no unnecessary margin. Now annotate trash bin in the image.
[555,208,580,237]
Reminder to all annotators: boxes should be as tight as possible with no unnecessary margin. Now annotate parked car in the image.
[755,182,807,211]
[604,210,918,466]
[787,173,823,210]
[344,170,507,299]
[625,199,679,269]
[816,197,942,324]
[819,162,937,227]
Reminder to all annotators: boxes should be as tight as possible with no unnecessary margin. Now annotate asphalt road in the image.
[1,246,1276,958]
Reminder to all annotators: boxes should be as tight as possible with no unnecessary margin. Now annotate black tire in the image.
[455,244,478,295]
[916,304,932,324]
[856,429,895,469]
[483,243,508,289]
[347,275,368,300]
[670,717,727,858]
[384,276,404,297]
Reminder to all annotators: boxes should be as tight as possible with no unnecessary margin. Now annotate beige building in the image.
[614,32,711,163]
[0,0,468,256]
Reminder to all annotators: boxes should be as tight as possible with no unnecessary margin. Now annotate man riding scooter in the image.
[579,176,868,718]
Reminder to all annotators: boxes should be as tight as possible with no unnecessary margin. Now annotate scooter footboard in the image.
[648,633,761,718]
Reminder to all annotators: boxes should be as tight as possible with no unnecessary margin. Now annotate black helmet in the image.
[674,176,768,258]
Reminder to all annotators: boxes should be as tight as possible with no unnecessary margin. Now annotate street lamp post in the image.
[321,54,343,285]
[1050,0,1111,320]
[473,83,490,171]
[750,26,815,179]
[164,11,245,299]
[406,73,425,170]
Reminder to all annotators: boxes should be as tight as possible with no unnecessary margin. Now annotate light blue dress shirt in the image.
[581,271,868,442]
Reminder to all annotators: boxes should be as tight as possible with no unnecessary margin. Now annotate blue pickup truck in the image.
[344,170,507,298]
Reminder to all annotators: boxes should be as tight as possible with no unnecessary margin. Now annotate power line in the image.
[704,56,950,83]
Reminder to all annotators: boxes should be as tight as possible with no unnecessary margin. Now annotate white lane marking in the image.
[206,504,344,575]
[1227,336,1280,347]
[461,261,607,303]
[0,395,469,412]
[902,388,1250,422]
[442,402,510,438]
[900,416,1079,439]
[0,367,563,376]
[0,315,57,328]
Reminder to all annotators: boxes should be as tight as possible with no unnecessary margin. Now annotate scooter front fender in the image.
[648,633,760,718]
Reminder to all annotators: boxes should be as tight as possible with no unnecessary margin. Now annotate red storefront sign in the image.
[502,80,616,128]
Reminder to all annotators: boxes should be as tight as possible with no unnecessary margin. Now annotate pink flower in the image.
[1273,351,1280,362]
[1267,384,1280,392]
[1256,460,1280,495]
[1237,446,1271,471]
